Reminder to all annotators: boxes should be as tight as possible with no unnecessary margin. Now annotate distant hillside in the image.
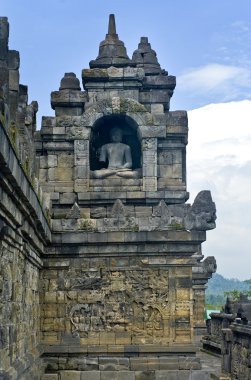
[205,273,250,307]
[207,273,250,295]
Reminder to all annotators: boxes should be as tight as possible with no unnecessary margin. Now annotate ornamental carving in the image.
[68,269,169,339]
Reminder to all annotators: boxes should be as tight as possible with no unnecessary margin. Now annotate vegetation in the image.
[206,273,251,308]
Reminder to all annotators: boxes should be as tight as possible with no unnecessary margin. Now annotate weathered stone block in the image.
[139,125,166,138]
[143,150,157,163]
[39,168,47,181]
[74,179,89,192]
[55,106,84,116]
[59,192,76,204]
[41,374,59,380]
[40,156,48,169]
[143,164,157,177]
[75,165,89,179]
[135,371,155,380]
[50,192,60,200]
[99,332,116,344]
[130,358,148,371]
[8,50,20,69]
[126,191,146,199]
[48,155,58,168]
[54,182,74,192]
[115,332,131,345]
[60,371,81,380]
[78,192,91,200]
[9,69,19,91]
[90,207,107,218]
[42,116,56,127]
[80,372,100,380]
[52,219,62,232]
[139,89,170,104]
[51,90,86,106]
[117,372,135,380]
[48,167,73,181]
[151,103,164,113]
[147,359,161,371]
[167,111,188,127]
[66,125,90,139]
[178,356,201,370]
[100,372,118,380]
[107,66,124,78]
[158,150,182,165]
[44,292,57,303]
[143,177,157,192]
[155,371,181,380]
[158,357,179,370]
[52,126,66,135]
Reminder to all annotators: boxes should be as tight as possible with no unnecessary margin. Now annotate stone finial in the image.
[108,14,117,36]
[59,73,81,90]
[89,14,133,68]
[132,37,162,75]
[51,72,85,114]
[0,17,9,58]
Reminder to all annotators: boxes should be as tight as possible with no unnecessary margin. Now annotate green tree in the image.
[224,289,251,301]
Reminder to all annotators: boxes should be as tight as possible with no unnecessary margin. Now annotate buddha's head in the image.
[110,127,123,143]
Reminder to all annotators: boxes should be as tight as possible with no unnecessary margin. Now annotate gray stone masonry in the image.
[0,14,219,380]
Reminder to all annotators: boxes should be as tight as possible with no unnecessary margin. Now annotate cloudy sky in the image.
[2,0,251,279]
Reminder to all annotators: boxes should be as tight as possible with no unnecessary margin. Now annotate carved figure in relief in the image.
[106,304,128,331]
[144,306,163,334]
[70,304,91,336]
[91,127,140,178]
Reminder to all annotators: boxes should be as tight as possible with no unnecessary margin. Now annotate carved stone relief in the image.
[66,202,81,219]
[68,269,169,339]
[111,199,126,218]
[142,138,157,151]
[232,343,250,379]
[184,190,216,231]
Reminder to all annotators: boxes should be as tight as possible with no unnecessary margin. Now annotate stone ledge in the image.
[42,344,197,355]
[51,230,206,245]
[0,123,51,244]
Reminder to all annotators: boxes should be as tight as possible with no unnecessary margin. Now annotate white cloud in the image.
[178,64,251,102]
[188,100,251,163]
[187,100,251,280]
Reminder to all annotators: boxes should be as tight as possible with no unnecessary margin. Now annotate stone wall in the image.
[203,297,251,379]
[0,229,42,379]
[0,17,50,380]
[0,121,49,380]
[229,323,251,380]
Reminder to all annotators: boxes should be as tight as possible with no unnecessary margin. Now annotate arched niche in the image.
[90,114,141,171]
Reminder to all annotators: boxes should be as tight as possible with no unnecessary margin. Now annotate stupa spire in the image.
[108,14,117,36]
[89,14,133,68]
[132,36,162,75]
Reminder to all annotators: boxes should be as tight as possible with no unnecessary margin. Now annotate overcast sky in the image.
[2,0,251,280]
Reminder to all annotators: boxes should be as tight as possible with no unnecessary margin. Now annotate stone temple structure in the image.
[0,14,219,379]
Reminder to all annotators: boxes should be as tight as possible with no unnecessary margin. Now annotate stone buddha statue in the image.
[91,127,141,179]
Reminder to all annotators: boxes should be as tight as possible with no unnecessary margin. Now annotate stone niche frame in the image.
[73,96,167,193]
[90,114,142,171]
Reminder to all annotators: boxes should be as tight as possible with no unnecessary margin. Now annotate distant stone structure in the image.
[0,14,219,379]
[203,296,251,379]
